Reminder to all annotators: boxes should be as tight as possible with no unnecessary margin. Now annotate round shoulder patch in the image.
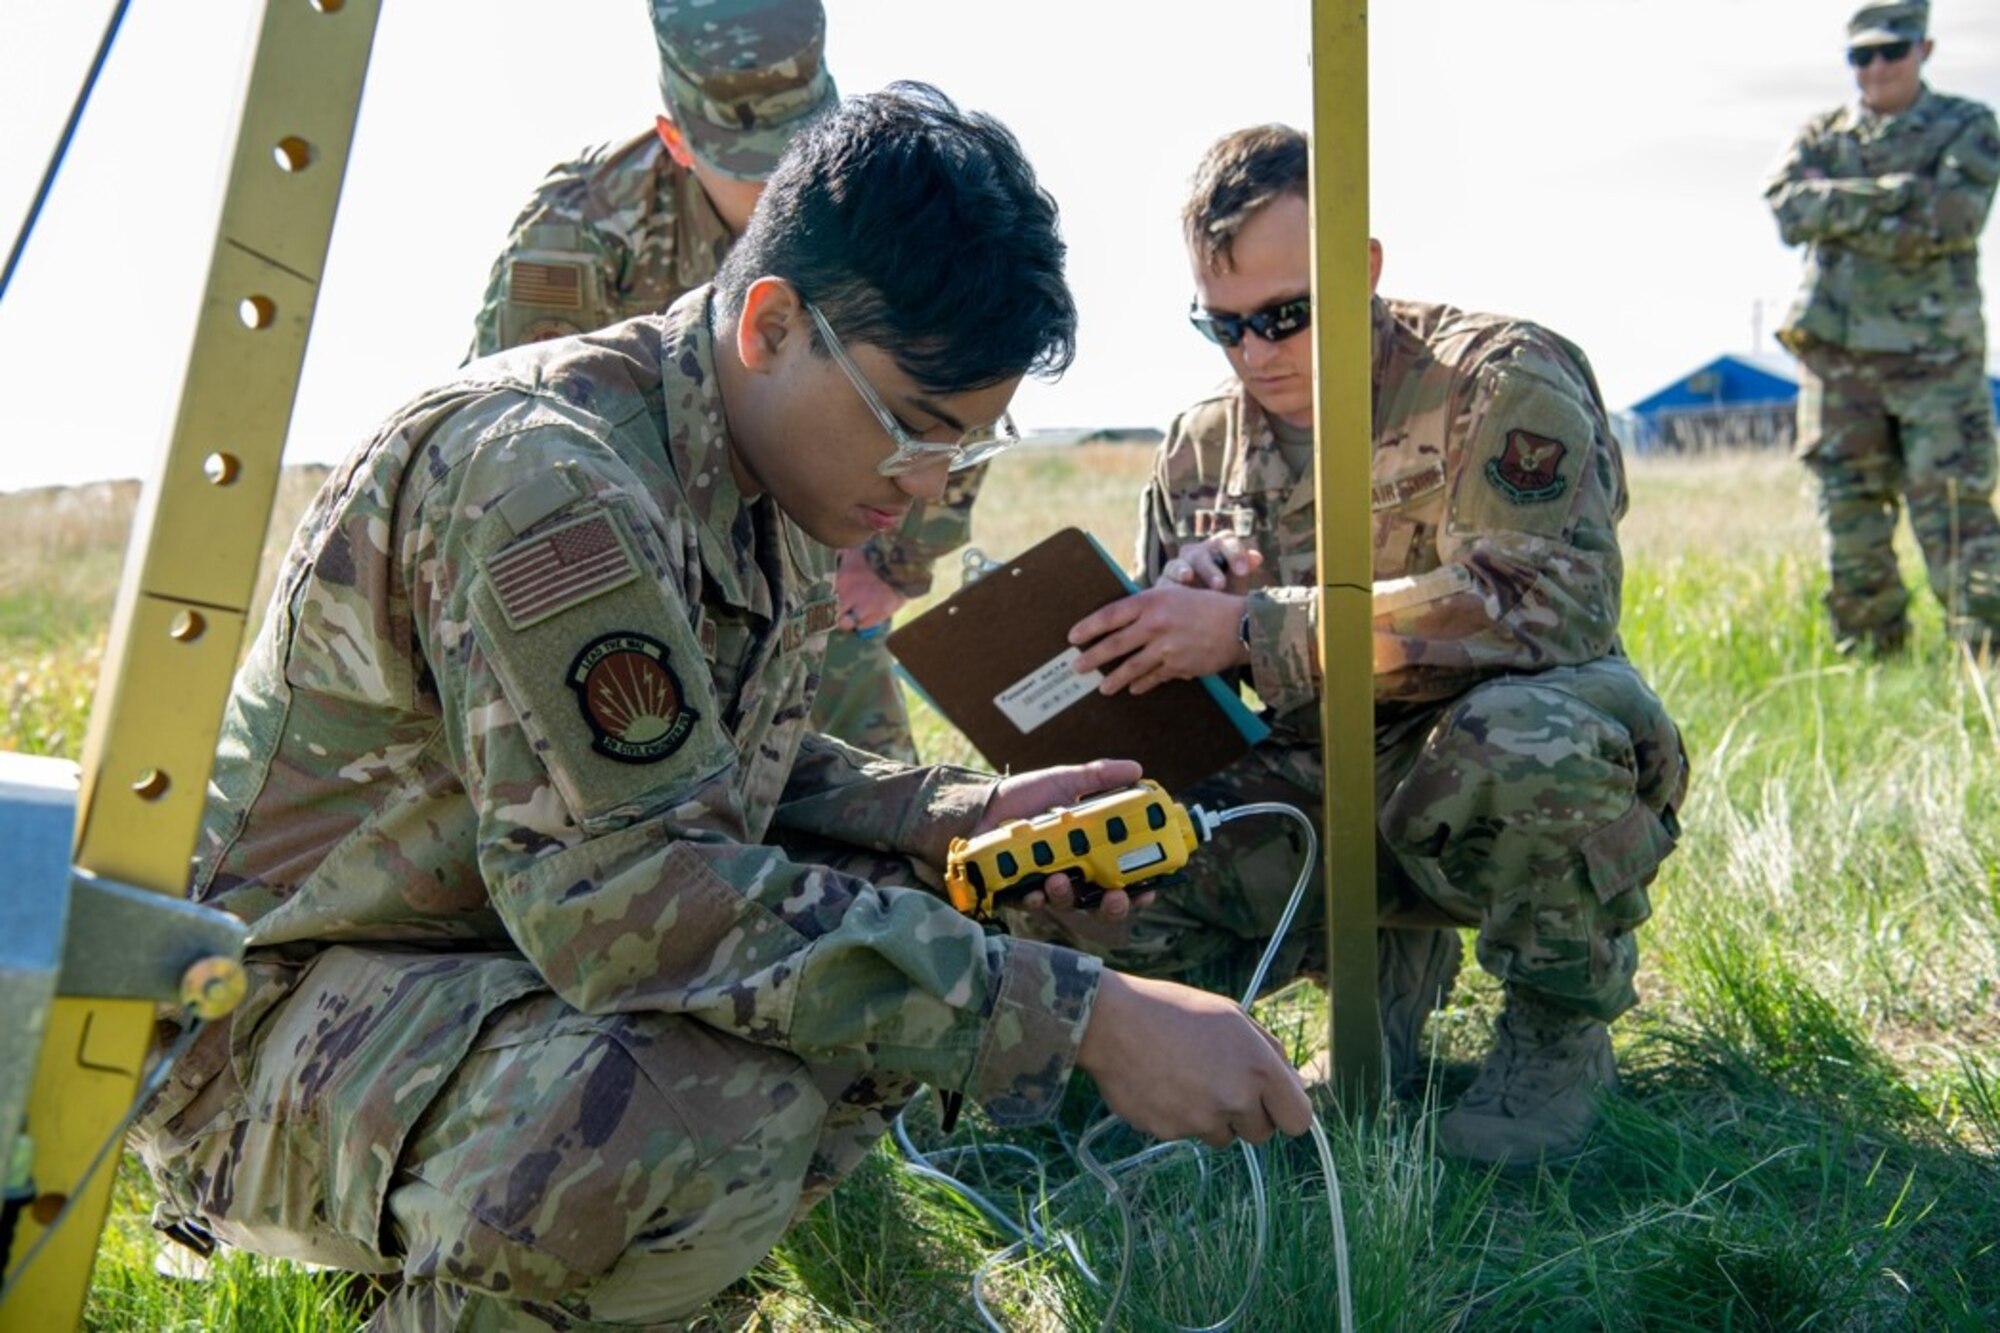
[568,633,699,764]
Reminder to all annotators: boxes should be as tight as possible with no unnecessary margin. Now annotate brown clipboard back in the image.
[886,527,1268,794]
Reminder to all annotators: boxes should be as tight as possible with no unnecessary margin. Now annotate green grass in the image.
[5,445,1998,1329]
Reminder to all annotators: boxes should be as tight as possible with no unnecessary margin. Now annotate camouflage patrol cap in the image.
[1847,1,1927,46]
[652,0,837,182]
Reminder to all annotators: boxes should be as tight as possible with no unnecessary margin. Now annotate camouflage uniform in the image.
[469,137,985,763]
[468,133,736,357]
[133,292,1098,1329]
[1766,79,2000,650]
[1025,298,1685,1047]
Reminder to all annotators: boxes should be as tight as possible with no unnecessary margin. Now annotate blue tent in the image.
[1625,351,2000,453]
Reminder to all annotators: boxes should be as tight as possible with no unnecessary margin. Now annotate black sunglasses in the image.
[1847,40,1914,67]
[1188,294,1313,349]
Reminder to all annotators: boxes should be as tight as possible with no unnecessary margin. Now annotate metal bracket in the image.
[959,547,1003,585]
[0,753,248,1276]
[56,871,245,1006]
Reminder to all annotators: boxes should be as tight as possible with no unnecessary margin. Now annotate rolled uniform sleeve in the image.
[1135,443,1183,585]
[1373,356,1626,706]
[407,427,1096,1125]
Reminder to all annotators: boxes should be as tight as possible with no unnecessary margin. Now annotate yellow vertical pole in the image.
[1308,0,1381,1102]
[2,2,381,1326]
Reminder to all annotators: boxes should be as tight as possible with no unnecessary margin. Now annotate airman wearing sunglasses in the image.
[1766,1,2000,656]
[1032,124,1687,1170]
[132,85,1312,1327]
[469,0,986,766]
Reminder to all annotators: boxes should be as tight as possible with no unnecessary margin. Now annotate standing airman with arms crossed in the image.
[1766,1,2000,655]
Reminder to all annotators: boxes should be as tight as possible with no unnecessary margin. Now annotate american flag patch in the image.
[509,260,583,309]
[484,510,638,630]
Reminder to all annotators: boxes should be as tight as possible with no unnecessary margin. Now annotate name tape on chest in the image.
[781,598,841,653]
[1372,461,1447,511]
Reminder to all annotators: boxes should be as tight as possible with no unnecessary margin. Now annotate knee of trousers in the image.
[1382,678,1641,853]
[1379,676,1676,927]
[387,1004,830,1317]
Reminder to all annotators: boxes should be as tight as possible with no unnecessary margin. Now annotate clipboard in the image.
[886,527,1269,794]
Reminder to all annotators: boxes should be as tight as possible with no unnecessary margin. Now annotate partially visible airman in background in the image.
[471,0,985,760]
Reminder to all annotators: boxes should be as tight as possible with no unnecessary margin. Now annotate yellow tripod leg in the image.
[3,2,381,1326]
[1309,0,1382,1104]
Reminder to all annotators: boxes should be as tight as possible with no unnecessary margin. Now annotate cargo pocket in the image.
[1579,798,1677,929]
[131,1012,242,1245]
[236,947,544,1265]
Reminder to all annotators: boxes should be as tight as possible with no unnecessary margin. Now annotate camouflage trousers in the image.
[808,625,917,764]
[1795,344,2000,651]
[1006,657,1685,1027]
[133,839,937,1331]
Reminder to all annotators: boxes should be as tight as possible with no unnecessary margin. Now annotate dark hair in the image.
[712,81,1076,393]
[1182,125,1308,274]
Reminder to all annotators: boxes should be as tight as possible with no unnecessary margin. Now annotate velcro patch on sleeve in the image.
[482,509,639,630]
[470,525,737,825]
[1488,430,1568,502]
[1452,370,1595,540]
[568,632,699,764]
[507,260,584,310]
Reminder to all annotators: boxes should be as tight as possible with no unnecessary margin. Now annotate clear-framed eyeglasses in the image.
[804,301,1020,476]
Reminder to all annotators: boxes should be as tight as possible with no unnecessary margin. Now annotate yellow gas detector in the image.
[944,780,1204,918]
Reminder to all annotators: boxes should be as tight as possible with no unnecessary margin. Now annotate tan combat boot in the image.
[1437,989,1616,1169]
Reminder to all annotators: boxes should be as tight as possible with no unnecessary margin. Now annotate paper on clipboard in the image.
[885,527,1268,794]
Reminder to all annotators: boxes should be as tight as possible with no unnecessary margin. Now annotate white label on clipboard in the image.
[994,646,1101,734]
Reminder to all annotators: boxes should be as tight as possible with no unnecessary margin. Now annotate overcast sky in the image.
[2,0,1998,493]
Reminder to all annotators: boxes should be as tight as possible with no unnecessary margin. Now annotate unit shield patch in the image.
[568,632,698,763]
[1486,429,1570,504]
